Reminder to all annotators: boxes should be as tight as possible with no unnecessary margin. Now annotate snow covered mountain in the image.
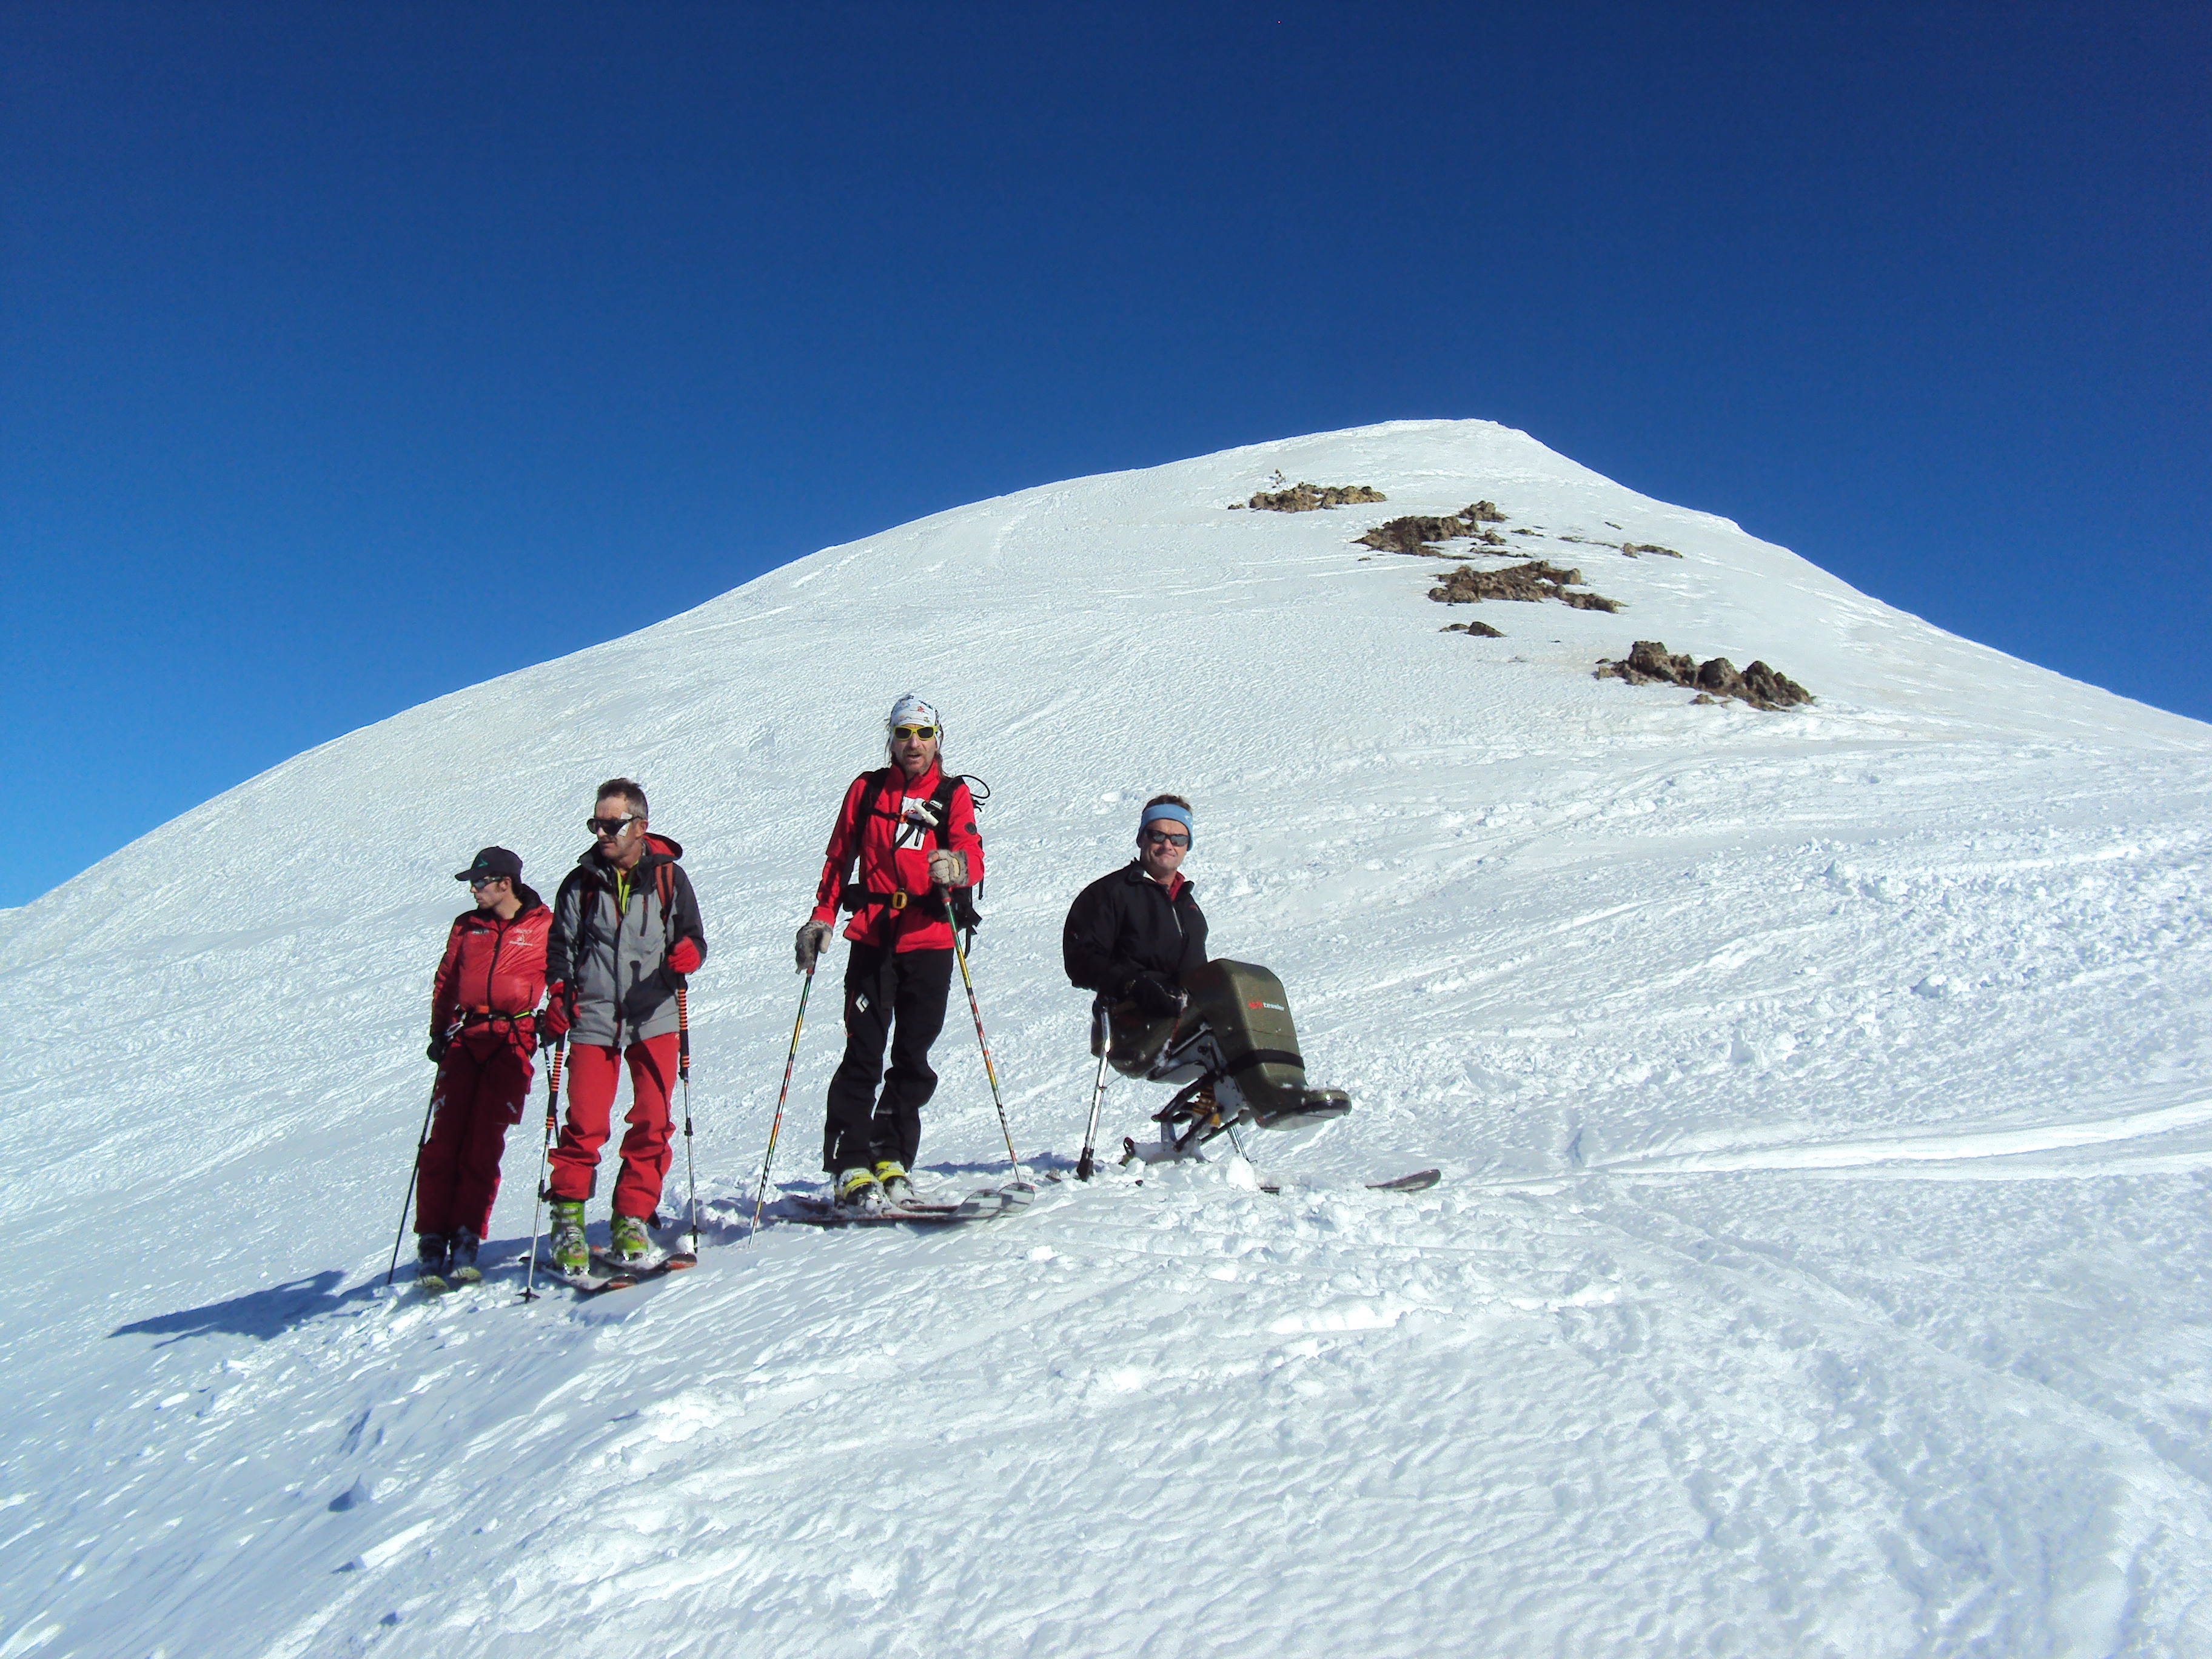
[5,419,2210,1657]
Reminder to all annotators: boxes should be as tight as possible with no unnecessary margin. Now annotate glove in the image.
[666,936,702,976]
[927,848,967,887]
[1130,973,1184,1018]
[541,987,571,1041]
[426,1033,449,1065]
[796,919,834,974]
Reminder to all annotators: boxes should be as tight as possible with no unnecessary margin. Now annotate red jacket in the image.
[809,763,985,953]
[431,894,552,1043]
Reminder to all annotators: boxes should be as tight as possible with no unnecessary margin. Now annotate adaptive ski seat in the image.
[1099,959,1351,1159]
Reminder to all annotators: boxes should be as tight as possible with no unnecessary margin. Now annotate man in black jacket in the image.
[1062,794,1349,1133]
[1062,795,1205,1019]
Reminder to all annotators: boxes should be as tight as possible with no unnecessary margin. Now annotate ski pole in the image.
[520,1036,565,1303]
[943,885,1024,1183]
[385,1074,443,1287]
[677,984,700,1258]
[750,960,818,1236]
[1077,996,1111,1181]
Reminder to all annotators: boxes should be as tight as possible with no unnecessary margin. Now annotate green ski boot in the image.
[548,1199,588,1277]
[607,1212,656,1268]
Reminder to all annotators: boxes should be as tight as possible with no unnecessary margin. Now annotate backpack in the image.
[839,768,989,948]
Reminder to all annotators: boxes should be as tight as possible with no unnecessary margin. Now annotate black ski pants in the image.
[822,942,954,1173]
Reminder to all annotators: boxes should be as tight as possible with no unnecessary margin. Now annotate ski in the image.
[1258,1167,1442,1196]
[530,1256,634,1296]
[529,1252,692,1298]
[785,1184,1030,1228]
[1367,1167,1443,1192]
[588,1249,697,1281]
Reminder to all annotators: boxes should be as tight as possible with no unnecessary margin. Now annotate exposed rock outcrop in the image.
[1429,561,1621,612]
[1240,481,1387,512]
[1594,640,1812,710]
[1356,501,1508,555]
[1443,619,1504,638]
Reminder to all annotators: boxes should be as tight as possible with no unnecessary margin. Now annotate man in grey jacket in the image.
[541,777,708,1270]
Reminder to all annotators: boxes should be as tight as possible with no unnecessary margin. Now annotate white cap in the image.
[887,694,941,734]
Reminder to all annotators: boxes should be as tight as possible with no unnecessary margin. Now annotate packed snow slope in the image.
[6,419,2212,1658]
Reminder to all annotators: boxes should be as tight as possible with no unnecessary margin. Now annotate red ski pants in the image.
[547,1033,679,1219]
[415,1030,534,1239]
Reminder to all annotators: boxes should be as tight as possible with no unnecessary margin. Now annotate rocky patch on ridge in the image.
[1429,560,1622,612]
[1595,640,1813,710]
[1235,481,1387,512]
[1356,500,1508,555]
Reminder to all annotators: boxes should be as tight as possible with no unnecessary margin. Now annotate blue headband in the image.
[1139,802,1193,841]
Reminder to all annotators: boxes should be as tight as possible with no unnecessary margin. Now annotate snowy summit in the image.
[5,419,2211,1656]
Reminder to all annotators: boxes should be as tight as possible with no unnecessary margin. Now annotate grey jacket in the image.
[546,834,708,1047]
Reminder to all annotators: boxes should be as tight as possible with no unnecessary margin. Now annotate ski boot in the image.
[874,1160,917,1208]
[548,1199,589,1276]
[450,1228,483,1284]
[415,1232,451,1281]
[606,1212,657,1269]
[835,1167,886,1215]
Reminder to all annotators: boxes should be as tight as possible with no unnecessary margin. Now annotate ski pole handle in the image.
[676,985,691,1082]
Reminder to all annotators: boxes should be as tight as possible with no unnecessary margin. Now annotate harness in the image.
[452,905,541,1042]
[838,768,985,944]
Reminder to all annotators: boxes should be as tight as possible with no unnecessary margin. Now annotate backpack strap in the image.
[933,773,982,945]
[839,769,939,916]
[837,769,984,945]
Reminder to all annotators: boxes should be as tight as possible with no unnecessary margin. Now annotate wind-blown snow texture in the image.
[6,420,2211,1658]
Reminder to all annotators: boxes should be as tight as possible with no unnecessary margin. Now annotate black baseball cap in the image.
[455,846,523,883]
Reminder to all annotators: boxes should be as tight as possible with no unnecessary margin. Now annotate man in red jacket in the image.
[418,846,551,1280]
[797,695,984,1212]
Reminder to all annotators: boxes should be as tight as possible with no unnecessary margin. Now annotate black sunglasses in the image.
[586,814,640,837]
[468,874,504,890]
[1142,828,1190,848]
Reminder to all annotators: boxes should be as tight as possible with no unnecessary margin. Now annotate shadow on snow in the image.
[110,1269,374,1346]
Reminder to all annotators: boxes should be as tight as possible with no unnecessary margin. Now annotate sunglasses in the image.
[1142,828,1190,848]
[586,814,640,837]
[468,874,504,890]
[891,725,938,741]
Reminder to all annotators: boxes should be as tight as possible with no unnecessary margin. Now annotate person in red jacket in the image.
[418,846,551,1279]
[796,695,984,1212]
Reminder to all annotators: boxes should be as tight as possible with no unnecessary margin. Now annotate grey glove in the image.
[926,848,967,887]
[796,919,834,974]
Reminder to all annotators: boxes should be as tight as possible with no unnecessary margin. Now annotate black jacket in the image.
[1062,863,1207,997]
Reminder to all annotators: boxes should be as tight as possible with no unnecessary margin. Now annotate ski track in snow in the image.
[3,420,2211,1657]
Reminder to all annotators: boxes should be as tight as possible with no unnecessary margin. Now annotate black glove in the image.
[426,1033,449,1064]
[1130,974,1184,1018]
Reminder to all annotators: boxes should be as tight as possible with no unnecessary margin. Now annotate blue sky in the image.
[4,1,2205,908]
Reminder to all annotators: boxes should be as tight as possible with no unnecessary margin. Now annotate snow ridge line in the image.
[1595,1097,2212,1176]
